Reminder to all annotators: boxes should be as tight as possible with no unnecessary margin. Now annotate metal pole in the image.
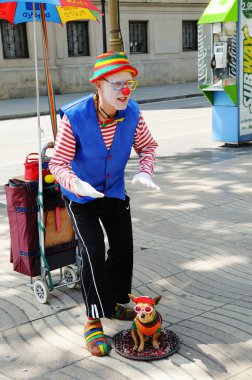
[108,0,121,51]
[33,3,45,269]
[101,0,107,53]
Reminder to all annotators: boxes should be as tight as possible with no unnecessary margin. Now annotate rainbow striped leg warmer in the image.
[112,304,136,321]
[84,319,109,356]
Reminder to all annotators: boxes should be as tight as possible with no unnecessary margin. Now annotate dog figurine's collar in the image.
[135,312,162,336]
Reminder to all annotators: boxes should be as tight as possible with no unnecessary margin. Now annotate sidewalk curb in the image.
[137,93,203,104]
[0,93,203,121]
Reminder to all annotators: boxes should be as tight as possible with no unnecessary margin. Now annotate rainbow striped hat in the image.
[90,51,138,82]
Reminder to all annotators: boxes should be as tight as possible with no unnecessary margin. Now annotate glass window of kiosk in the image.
[198,22,237,87]
[211,22,237,86]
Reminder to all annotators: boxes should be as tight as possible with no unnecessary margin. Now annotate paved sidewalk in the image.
[0,81,201,120]
[1,83,252,379]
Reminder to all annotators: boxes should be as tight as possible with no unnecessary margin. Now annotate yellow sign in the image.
[56,6,96,23]
[242,25,252,112]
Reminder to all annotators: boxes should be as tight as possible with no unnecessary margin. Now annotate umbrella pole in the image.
[33,3,45,274]
[40,4,57,140]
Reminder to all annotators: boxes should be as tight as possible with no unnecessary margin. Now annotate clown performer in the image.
[49,51,160,357]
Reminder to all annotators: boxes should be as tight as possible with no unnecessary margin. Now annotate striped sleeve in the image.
[133,111,158,176]
[49,114,78,193]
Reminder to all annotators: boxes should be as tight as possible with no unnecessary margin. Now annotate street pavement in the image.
[1,83,252,379]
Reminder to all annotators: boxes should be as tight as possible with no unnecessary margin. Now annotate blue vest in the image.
[59,94,139,204]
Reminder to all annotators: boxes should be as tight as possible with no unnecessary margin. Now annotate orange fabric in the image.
[135,318,161,336]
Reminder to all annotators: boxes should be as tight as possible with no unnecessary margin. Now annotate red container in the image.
[24,153,39,180]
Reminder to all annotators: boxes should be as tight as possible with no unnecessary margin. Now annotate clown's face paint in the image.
[98,71,133,115]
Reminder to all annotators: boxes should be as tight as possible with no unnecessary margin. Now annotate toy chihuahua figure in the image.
[128,294,162,352]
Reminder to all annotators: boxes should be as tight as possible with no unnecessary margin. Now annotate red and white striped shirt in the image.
[49,110,158,194]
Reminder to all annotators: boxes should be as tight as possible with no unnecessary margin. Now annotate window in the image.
[182,21,198,51]
[129,21,148,54]
[0,21,29,59]
[67,21,89,57]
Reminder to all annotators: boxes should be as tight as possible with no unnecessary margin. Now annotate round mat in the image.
[111,328,180,361]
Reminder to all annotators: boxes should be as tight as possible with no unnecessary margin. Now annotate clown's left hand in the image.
[131,172,160,191]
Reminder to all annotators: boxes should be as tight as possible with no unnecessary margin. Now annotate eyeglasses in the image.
[102,78,138,91]
[134,305,154,314]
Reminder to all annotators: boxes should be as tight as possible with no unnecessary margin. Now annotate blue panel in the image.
[239,133,252,142]
[212,106,238,143]
[14,2,61,23]
[213,91,235,107]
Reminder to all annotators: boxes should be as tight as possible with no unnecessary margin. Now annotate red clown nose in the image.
[121,87,131,96]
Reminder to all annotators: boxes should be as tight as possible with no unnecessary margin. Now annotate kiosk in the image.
[198,0,252,144]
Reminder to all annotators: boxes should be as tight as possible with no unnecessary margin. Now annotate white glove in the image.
[74,178,104,198]
[131,172,160,191]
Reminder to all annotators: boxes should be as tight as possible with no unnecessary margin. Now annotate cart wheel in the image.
[63,266,78,289]
[33,280,49,304]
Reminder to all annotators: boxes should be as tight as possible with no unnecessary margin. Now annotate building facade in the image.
[0,0,209,99]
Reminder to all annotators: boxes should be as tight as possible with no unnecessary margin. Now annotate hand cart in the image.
[5,141,81,304]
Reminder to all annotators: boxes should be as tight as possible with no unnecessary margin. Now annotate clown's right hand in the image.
[73,178,104,198]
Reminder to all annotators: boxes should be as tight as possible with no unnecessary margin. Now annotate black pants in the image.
[64,195,133,318]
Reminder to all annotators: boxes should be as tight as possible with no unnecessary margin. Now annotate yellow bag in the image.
[44,207,75,248]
